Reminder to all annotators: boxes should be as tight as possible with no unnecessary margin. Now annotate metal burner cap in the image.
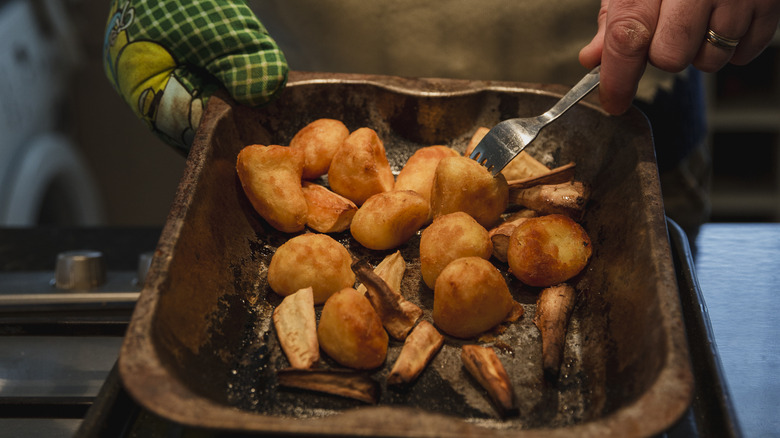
[54,250,106,291]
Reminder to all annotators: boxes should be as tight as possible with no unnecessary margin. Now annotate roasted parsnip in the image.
[277,368,379,404]
[487,210,537,263]
[508,181,589,220]
[461,345,517,416]
[387,321,444,385]
[272,287,319,369]
[353,259,422,340]
[533,283,577,381]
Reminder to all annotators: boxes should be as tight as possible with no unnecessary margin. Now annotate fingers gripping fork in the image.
[469,66,601,176]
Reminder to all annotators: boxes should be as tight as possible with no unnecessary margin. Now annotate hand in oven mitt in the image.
[103,0,288,152]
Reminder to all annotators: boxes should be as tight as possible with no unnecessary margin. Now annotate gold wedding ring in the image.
[705,29,740,50]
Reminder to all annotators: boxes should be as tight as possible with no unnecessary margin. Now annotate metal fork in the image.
[469,66,601,176]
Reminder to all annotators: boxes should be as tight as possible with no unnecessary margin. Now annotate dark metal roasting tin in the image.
[119,71,693,437]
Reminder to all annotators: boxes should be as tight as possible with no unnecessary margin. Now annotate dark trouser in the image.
[635,68,712,243]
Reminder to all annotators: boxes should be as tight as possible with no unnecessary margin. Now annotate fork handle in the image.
[538,66,601,125]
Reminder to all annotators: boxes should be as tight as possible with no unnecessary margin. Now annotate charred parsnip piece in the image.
[508,181,589,220]
[387,321,444,385]
[464,126,551,182]
[277,368,379,404]
[461,345,517,416]
[272,287,319,369]
[355,251,405,295]
[488,210,537,263]
[533,283,577,381]
[353,258,422,340]
[506,162,576,189]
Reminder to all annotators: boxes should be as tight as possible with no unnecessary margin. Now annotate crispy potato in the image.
[301,181,357,233]
[419,212,492,289]
[267,233,355,304]
[327,127,394,205]
[236,144,307,233]
[506,214,592,287]
[350,190,430,250]
[272,287,319,369]
[433,257,514,339]
[464,126,550,181]
[317,288,389,369]
[395,145,460,204]
[290,118,350,180]
[430,156,508,229]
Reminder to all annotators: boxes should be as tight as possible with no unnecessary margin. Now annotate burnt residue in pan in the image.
[218,220,598,429]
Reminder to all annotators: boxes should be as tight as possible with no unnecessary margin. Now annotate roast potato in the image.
[395,145,460,204]
[433,257,514,339]
[289,118,350,179]
[301,181,357,233]
[430,156,509,228]
[317,287,389,369]
[350,190,430,250]
[267,233,355,304]
[419,212,493,289]
[327,127,394,205]
[506,214,592,287]
[236,144,307,233]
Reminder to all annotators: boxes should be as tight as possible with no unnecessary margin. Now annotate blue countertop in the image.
[695,223,780,437]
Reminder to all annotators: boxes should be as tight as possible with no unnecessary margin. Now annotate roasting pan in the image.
[119,71,693,437]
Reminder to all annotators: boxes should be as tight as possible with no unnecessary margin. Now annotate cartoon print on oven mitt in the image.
[104,0,288,152]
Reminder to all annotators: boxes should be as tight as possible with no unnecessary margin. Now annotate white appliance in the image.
[0,0,104,226]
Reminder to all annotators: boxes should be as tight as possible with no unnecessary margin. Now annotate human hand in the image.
[579,0,780,115]
[104,0,288,152]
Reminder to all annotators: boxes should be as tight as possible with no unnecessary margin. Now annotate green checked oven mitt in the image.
[104,0,288,152]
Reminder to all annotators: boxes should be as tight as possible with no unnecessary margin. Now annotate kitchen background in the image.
[1,0,779,228]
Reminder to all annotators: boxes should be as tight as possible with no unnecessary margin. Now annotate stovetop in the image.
[0,224,740,438]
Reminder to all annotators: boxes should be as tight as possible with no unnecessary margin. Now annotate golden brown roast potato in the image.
[395,145,460,204]
[236,144,307,233]
[350,190,430,250]
[430,156,508,229]
[289,118,350,180]
[272,287,319,369]
[432,257,514,338]
[301,181,357,233]
[327,127,394,205]
[419,212,493,289]
[317,288,389,369]
[267,233,355,304]
[464,126,550,182]
[506,214,592,287]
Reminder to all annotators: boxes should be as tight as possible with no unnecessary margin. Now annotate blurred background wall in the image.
[1,0,777,227]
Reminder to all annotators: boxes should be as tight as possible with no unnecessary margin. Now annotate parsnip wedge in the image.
[508,181,589,220]
[461,345,517,417]
[387,321,444,385]
[277,368,379,404]
[352,259,422,340]
[355,251,405,295]
[533,283,577,381]
[488,211,536,263]
[464,126,550,181]
[272,287,319,369]
[506,162,576,190]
